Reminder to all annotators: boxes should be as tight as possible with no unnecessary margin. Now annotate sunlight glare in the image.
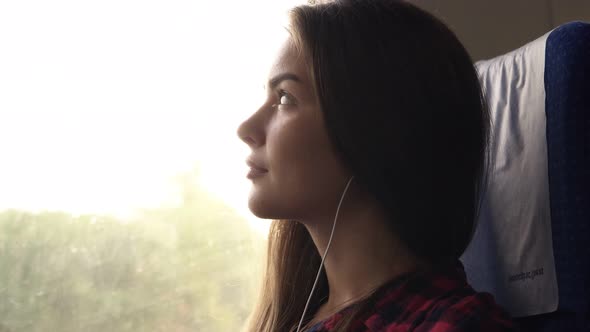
[0,0,304,234]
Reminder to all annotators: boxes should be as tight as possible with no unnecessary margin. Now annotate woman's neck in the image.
[301,196,422,316]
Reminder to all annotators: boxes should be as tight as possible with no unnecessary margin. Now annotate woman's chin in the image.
[247,195,273,219]
[247,194,289,220]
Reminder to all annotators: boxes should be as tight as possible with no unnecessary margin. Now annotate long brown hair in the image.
[242,1,488,331]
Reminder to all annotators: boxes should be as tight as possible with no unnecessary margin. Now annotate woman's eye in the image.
[278,91,296,107]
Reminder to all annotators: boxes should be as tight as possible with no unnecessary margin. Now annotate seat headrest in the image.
[461,21,590,318]
[460,31,557,318]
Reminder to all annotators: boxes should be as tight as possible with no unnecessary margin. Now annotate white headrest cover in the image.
[460,32,558,317]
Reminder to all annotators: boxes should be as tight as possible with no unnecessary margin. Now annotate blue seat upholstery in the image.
[518,21,590,332]
[461,21,590,331]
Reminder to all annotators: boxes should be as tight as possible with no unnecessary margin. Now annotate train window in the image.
[0,1,302,330]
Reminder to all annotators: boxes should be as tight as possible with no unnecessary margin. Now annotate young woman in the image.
[237,0,516,331]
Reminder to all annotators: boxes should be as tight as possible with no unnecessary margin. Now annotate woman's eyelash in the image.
[277,89,289,99]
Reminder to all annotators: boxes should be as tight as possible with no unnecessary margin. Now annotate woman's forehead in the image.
[267,38,309,86]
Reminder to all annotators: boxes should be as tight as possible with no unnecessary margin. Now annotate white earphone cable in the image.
[295,176,354,332]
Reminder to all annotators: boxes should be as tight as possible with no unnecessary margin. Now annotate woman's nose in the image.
[237,111,265,148]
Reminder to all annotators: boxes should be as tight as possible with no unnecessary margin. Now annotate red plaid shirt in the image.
[306,261,516,332]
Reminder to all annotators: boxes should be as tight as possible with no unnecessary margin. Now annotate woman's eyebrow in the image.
[268,72,302,90]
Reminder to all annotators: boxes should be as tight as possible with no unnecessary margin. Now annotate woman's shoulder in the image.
[360,262,517,331]
[404,290,517,331]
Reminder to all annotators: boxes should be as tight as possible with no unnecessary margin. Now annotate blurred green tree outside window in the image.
[0,169,266,331]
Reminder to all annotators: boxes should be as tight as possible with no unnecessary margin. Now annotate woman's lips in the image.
[247,167,268,179]
[246,159,268,179]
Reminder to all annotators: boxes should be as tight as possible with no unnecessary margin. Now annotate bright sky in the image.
[0,0,304,233]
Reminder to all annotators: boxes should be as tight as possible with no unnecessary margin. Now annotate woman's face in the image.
[237,38,351,221]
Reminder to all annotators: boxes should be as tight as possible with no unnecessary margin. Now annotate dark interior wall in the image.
[411,0,590,61]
